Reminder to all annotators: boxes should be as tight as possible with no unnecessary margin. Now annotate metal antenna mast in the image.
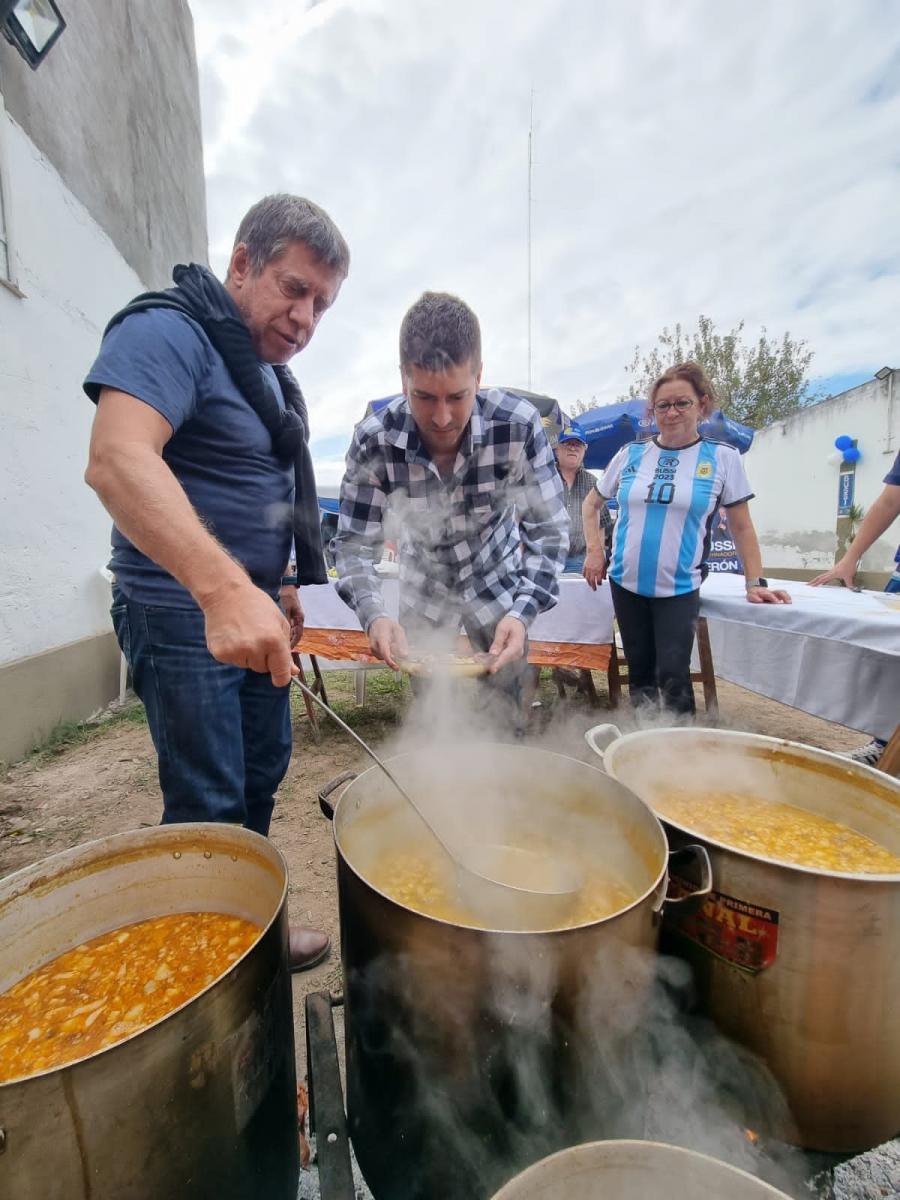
[527,89,534,390]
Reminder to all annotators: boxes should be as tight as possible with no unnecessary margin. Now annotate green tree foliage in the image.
[620,315,817,428]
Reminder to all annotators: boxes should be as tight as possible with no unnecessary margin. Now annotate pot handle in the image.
[656,843,714,916]
[583,722,623,765]
[318,771,357,821]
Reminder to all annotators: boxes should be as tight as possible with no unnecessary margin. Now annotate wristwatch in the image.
[745,577,768,590]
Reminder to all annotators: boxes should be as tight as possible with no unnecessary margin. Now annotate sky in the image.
[188,0,900,483]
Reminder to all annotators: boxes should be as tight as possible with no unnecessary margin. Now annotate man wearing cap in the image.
[555,424,611,573]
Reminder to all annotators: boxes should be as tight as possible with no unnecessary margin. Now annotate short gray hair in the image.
[399,291,482,373]
[232,194,350,277]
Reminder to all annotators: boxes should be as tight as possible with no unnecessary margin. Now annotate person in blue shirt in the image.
[84,194,349,971]
[810,449,900,766]
[582,362,790,716]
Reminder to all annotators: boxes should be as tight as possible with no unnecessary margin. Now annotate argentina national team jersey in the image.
[599,437,753,597]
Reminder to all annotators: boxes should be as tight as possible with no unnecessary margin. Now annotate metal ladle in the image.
[292,677,584,930]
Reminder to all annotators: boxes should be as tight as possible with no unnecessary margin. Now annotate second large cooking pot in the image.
[586,724,900,1152]
[0,824,299,1200]
[321,743,707,1200]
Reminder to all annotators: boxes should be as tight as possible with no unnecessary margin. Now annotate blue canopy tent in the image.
[574,400,754,471]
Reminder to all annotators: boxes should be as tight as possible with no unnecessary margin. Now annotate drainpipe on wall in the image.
[875,366,895,454]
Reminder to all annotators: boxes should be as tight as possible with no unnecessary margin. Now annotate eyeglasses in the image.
[653,398,695,413]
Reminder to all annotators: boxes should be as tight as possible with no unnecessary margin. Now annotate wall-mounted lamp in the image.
[874,366,894,381]
[1,0,65,70]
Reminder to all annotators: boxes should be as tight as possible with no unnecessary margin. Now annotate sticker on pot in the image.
[229,977,285,1133]
[666,874,779,973]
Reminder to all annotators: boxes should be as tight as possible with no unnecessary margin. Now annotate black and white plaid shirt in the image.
[333,389,569,632]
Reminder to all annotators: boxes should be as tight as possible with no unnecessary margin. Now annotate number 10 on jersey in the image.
[646,481,675,505]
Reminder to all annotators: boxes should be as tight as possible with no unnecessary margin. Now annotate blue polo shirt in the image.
[84,308,294,606]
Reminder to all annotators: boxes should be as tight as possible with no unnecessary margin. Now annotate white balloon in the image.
[826,451,842,465]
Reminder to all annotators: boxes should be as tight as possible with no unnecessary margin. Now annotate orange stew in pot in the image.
[0,911,260,1083]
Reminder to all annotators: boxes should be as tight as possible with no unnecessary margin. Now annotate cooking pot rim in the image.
[489,1137,794,1198]
[603,729,900,882]
[330,747,672,935]
[0,823,288,1088]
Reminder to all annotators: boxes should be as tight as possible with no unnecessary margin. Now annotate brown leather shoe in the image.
[289,927,332,973]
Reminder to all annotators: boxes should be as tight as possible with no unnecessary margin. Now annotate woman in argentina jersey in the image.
[583,362,790,715]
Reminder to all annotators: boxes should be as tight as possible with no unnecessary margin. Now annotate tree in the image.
[620,315,817,428]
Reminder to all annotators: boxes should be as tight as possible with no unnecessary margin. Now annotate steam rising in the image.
[336,684,814,1199]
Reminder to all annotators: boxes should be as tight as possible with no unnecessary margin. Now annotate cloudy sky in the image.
[188,0,899,483]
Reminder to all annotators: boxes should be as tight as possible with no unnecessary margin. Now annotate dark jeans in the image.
[111,588,292,835]
[609,580,700,716]
[400,607,528,736]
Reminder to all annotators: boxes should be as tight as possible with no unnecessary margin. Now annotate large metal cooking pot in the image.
[320,743,710,1200]
[489,1139,793,1199]
[586,724,900,1153]
[0,824,299,1199]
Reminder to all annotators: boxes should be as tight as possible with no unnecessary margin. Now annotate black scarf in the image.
[102,262,327,585]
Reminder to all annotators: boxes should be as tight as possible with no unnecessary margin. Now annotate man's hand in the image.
[809,559,857,589]
[202,580,295,686]
[368,617,409,670]
[583,547,607,591]
[279,585,305,647]
[746,586,793,605]
[488,614,527,672]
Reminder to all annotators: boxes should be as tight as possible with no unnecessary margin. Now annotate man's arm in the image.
[507,420,569,627]
[810,484,900,587]
[86,388,294,684]
[582,488,608,591]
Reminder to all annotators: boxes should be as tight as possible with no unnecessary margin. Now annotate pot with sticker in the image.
[585,723,900,1154]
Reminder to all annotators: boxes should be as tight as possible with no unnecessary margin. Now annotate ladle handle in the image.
[292,677,456,858]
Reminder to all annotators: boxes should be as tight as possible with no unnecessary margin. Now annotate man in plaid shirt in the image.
[333,292,568,716]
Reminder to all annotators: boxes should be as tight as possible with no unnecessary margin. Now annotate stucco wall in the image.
[745,374,900,575]
[0,0,207,288]
[0,114,146,670]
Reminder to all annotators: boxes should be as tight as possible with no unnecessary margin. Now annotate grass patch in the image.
[291,668,408,746]
[28,701,147,766]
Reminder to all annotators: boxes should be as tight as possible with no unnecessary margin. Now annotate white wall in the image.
[0,113,144,667]
[744,374,900,574]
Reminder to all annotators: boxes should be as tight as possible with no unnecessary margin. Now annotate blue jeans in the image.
[111,588,292,835]
[564,555,585,575]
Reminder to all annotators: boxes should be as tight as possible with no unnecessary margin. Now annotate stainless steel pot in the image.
[489,1139,793,1199]
[320,743,710,1200]
[0,824,299,1199]
[586,723,900,1152]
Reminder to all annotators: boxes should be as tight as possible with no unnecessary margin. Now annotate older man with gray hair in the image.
[84,194,349,971]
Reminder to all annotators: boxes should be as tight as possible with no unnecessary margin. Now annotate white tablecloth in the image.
[300,575,615,644]
[699,574,900,740]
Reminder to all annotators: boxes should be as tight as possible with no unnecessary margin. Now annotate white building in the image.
[0,0,207,763]
[745,370,899,584]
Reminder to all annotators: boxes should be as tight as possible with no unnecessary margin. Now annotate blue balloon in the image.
[834,435,854,451]
[842,446,861,463]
